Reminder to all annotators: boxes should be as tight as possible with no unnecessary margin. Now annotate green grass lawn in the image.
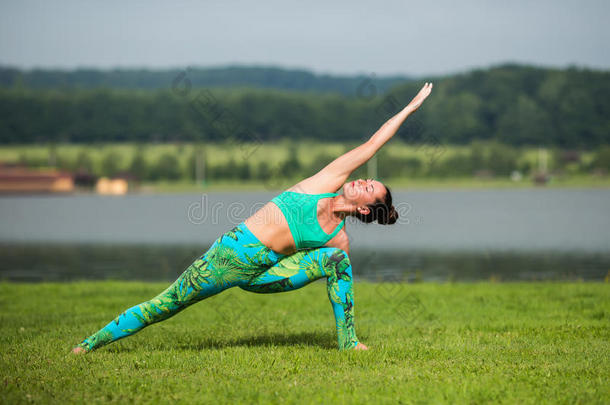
[1,282,608,404]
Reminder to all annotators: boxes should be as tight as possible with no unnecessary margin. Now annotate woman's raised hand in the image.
[301,82,433,192]
[405,82,433,113]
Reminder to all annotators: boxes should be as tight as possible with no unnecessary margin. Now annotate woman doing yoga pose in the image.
[72,82,433,353]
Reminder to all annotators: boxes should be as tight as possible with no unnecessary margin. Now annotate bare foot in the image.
[71,346,87,355]
[354,342,369,350]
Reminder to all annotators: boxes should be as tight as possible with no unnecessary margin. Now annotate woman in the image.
[73,82,433,353]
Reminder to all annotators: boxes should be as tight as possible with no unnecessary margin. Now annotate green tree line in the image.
[0,64,608,147]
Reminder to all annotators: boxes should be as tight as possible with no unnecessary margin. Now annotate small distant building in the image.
[96,177,129,195]
[510,170,523,182]
[0,164,74,194]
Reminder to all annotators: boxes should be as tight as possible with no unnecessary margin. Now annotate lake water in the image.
[1,189,609,282]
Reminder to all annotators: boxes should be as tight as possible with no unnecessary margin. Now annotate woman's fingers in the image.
[422,82,433,95]
[405,82,433,109]
[406,82,433,111]
[418,83,432,99]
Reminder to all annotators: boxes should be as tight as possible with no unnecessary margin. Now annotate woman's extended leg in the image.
[238,247,360,350]
[74,223,283,353]
[74,253,229,352]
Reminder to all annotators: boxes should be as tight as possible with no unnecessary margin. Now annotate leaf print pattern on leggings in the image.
[240,248,358,350]
[76,223,359,352]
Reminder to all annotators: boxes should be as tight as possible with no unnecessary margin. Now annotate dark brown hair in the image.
[354,184,398,225]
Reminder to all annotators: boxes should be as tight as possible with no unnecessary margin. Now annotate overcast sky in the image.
[1,0,608,76]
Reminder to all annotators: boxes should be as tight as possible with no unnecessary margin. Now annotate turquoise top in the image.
[271,191,345,250]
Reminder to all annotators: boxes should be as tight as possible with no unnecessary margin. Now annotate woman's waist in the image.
[221,221,290,262]
[243,203,298,255]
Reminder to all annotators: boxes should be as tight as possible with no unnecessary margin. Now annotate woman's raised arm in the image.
[292,82,433,193]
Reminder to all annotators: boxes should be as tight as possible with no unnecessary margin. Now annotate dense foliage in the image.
[0,64,608,147]
[388,64,610,148]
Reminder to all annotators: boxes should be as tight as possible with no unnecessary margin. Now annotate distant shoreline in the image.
[133,176,610,194]
[2,141,609,194]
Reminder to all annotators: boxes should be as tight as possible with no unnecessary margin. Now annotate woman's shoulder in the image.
[287,176,340,195]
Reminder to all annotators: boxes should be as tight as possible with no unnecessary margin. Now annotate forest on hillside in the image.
[0,64,608,147]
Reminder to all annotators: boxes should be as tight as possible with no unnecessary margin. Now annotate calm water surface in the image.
[1,189,609,282]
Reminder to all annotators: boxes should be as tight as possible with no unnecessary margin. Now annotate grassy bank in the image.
[1,282,608,403]
[137,174,610,193]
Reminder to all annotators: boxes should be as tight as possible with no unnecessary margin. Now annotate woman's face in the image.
[342,178,387,209]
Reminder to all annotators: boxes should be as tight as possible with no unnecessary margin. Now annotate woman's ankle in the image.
[354,342,368,350]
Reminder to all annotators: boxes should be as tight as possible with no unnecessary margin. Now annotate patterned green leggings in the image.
[76,223,358,351]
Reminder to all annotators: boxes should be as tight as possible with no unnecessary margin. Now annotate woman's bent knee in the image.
[326,248,351,270]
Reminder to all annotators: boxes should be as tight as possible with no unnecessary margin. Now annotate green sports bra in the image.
[271,191,345,250]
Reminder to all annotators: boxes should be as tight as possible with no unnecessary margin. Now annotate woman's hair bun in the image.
[377,205,398,225]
